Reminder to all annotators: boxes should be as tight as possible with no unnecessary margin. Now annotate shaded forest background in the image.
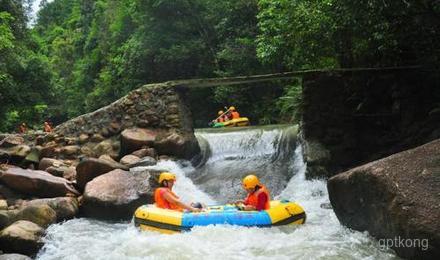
[1,0,439,131]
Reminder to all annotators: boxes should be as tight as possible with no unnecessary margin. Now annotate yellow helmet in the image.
[242,174,259,189]
[158,172,176,184]
[218,110,224,115]
[229,106,235,111]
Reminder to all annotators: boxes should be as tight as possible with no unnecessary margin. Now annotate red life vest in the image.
[154,187,183,211]
[244,185,270,210]
[231,111,240,119]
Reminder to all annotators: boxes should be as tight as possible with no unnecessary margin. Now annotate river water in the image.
[37,125,398,259]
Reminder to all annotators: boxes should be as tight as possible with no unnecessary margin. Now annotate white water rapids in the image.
[37,125,398,259]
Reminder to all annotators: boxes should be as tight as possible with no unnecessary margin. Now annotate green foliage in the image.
[277,79,302,123]
[0,1,54,132]
[2,0,438,131]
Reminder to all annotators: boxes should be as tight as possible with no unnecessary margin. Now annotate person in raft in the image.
[216,110,228,123]
[154,172,202,212]
[235,174,271,211]
[227,106,240,120]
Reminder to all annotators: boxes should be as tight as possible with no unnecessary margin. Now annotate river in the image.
[37,125,398,259]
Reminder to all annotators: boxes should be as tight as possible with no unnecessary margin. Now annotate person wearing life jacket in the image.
[43,121,53,132]
[154,172,202,212]
[229,106,240,119]
[236,174,270,211]
[216,110,227,123]
[18,123,27,134]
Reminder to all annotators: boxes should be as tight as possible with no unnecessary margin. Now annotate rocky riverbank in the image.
[0,83,201,257]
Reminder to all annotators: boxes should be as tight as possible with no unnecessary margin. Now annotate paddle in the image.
[208,107,231,126]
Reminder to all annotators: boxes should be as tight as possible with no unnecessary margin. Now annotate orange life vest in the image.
[154,187,183,211]
[244,185,270,210]
[231,111,240,119]
[44,124,52,132]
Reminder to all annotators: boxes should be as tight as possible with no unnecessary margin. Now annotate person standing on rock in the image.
[43,121,53,132]
[154,172,202,212]
[18,123,27,134]
[235,174,270,211]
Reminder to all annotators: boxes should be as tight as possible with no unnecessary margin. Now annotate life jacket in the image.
[154,187,183,211]
[44,124,52,132]
[244,185,270,210]
[217,117,225,123]
[231,111,240,119]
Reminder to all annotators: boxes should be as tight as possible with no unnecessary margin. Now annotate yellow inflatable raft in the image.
[134,200,306,234]
[213,117,250,128]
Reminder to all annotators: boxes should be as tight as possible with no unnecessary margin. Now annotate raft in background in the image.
[134,200,306,234]
[213,117,250,128]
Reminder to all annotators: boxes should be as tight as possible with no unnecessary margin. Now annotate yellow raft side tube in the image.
[222,117,250,127]
[134,200,306,234]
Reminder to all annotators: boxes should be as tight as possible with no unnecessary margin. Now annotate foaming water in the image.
[193,125,298,203]
[131,160,216,205]
[37,126,399,260]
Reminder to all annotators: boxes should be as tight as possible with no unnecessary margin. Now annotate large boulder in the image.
[328,139,440,259]
[23,197,78,222]
[119,155,141,165]
[0,210,18,230]
[0,135,24,148]
[131,148,157,158]
[13,204,57,228]
[154,131,200,160]
[0,145,31,160]
[91,138,119,158]
[0,184,30,205]
[38,158,65,171]
[129,156,157,168]
[81,169,159,220]
[120,128,157,155]
[0,220,44,256]
[0,198,78,229]
[76,158,128,190]
[0,168,79,198]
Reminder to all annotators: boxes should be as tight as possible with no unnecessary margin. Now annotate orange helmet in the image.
[158,172,176,184]
[242,174,259,189]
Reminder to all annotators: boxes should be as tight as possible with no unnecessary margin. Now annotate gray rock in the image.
[154,131,200,160]
[76,158,128,190]
[38,158,65,171]
[0,168,79,198]
[120,128,157,155]
[81,169,160,220]
[0,136,24,148]
[120,155,141,165]
[14,204,57,228]
[130,156,157,168]
[24,197,79,222]
[328,139,440,259]
[0,220,44,256]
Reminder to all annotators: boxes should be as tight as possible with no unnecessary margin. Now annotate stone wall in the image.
[53,83,200,160]
[301,69,440,178]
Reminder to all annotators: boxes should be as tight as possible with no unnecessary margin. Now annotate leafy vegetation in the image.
[0,0,438,131]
